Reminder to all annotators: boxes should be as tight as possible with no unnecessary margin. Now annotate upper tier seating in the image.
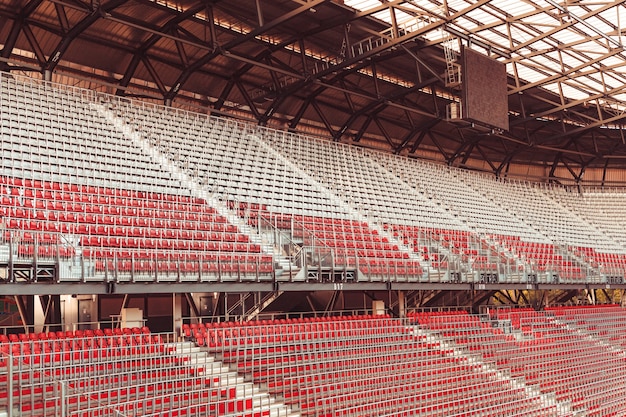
[0,177,272,282]
[232,204,424,280]
[3,72,626,283]
[369,151,547,242]
[540,187,626,250]
[0,75,273,282]
[109,99,348,218]
[259,129,464,229]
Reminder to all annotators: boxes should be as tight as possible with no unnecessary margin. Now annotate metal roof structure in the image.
[1,0,626,184]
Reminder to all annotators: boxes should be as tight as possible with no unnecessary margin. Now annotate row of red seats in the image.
[360,265,422,276]
[94,259,273,274]
[183,315,396,341]
[4,215,241,240]
[9,246,274,268]
[234,205,366,229]
[1,176,209,206]
[0,326,149,343]
[1,178,265,262]
[1,196,221,218]
[0,320,270,417]
[334,255,420,268]
[240,208,421,274]
[85,249,270,262]
[4,212,233,232]
[194,313,556,417]
[574,246,626,270]
[420,308,626,416]
[79,235,256,251]
[6,231,258,251]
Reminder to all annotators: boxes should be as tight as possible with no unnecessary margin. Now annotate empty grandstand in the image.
[2,0,626,416]
[4,306,626,416]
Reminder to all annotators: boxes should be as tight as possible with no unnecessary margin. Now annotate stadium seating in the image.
[3,72,626,283]
[232,204,424,281]
[0,327,292,417]
[0,176,272,282]
[415,307,626,416]
[4,307,626,416]
[0,75,274,282]
[200,315,561,417]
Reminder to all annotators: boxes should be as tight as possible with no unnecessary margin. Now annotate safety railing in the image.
[0,331,176,416]
[0,228,274,283]
[184,314,566,417]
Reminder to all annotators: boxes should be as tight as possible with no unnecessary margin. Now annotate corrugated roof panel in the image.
[465,8,503,26]
[453,16,479,31]
[559,83,590,101]
[515,62,551,83]
[519,12,560,28]
[490,0,536,17]
[576,77,606,95]
[477,29,512,47]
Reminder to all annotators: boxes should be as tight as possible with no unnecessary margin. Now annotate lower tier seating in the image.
[235,203,424,280]
[199,315,560,417]
[5,307,626,417]
[0,327,288,417]
[413,306,626,416]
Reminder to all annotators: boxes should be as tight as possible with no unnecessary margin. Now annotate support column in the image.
[34,295,45,333]
[397,290,406,318]
[14,295,35,333]
[38,295,63,332]
[173,293,183,338]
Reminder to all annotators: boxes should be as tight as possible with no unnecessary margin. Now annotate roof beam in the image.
[353,115,373,142]
[164,0,329,101]
[234,78,262,120]
[113,2,210,95]
[0,17,24,71]
[474,142,497,172]
[142,56,166,94]
[543,112,626,144]
[428,131,451,162]
[1,0,46,70]
[311,99,336,138]
[45,0,129,74]
[409,129,429,154]
[544,0,623,50]
[333,76,438,142]
[21,23,46,66]
[509,83,626,128]
[321,0,492,78]
[262,0,490,122]
[510,48,624,95]
[288,96,313,130]
[54,2,70,33]
[173,28,190,67]
[373,116,395,149]
[508,0,621,53]
[395,126,422,155]
[396,118,440,155]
